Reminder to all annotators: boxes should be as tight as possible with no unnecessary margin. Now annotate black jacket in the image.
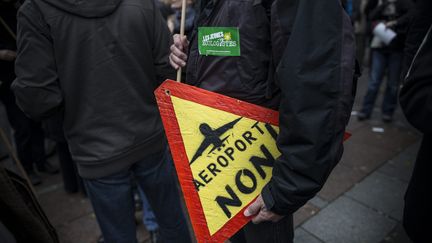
[365,0,413,25]
[400,0,432,135]
[187,0,356,215]
[402,0,432,78]
[262,0,356,215]
[399,15,432,242]
[400,27,432,133]
[12,0,174,179]
[186,0,279,109]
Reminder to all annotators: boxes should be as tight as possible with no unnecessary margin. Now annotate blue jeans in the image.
[361,50,403,116]
[138,187,159,231]
[83,149,191,243]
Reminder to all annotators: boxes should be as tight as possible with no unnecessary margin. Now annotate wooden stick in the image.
[0,16,17,41]
[0,127,37,196]
[176,0,187,83]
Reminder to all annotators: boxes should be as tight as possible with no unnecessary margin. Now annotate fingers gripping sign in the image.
[244,194,284,224]
[170,34,189,70]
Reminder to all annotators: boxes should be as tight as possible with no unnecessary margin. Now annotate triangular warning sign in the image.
[155,80,280,242]
[155,80,349,242]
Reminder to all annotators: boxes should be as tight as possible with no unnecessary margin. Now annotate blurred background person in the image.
[155,0,196,37]
[1,0,58,186]
[155,0,174,21]
[168,0,196,38]
[357,0,413,122]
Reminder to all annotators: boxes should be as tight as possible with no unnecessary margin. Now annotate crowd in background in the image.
[0,0,430,243]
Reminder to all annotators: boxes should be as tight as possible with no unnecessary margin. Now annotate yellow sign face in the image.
[171,96,281,235]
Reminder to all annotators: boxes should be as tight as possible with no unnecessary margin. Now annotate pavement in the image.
[0,69,421,243]
[293,136,419,243]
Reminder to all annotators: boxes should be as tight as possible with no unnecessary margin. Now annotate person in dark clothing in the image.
[342,0,361,20]
[0,0,57,186]
[170,0,196,37]
[12,0,191,242]
[358,0,413,122]
[170,0,356,242]
[156,0,196,40]
[399,0,432,242]
[155,0,175,20]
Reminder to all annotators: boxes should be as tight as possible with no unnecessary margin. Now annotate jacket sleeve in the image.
[152,2,175,83]
[394,0,414,30]
[401,0,432,78]
[261,0,355,215]
[11,2,63,121]
[400,26,432,134]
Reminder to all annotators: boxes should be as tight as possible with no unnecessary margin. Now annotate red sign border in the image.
[155,80,279,243]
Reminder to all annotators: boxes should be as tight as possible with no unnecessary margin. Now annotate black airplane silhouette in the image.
[189,117,242,164]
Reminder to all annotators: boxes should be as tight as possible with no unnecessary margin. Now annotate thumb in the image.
[181,35,189,48]
[244,198,261,217]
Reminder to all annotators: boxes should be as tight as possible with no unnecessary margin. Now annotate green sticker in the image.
[198,27,241,56]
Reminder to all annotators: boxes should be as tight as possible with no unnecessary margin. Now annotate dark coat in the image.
[187,0,279,109]
[400,27,432,133]
[187,0,356,215]
[402,0,432,78]
[12,0,174,179]
[399,1,432,240]
[262,0,356,215]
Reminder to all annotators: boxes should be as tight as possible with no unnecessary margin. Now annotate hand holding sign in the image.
[170,34,189,70]
[244,194,284,224]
